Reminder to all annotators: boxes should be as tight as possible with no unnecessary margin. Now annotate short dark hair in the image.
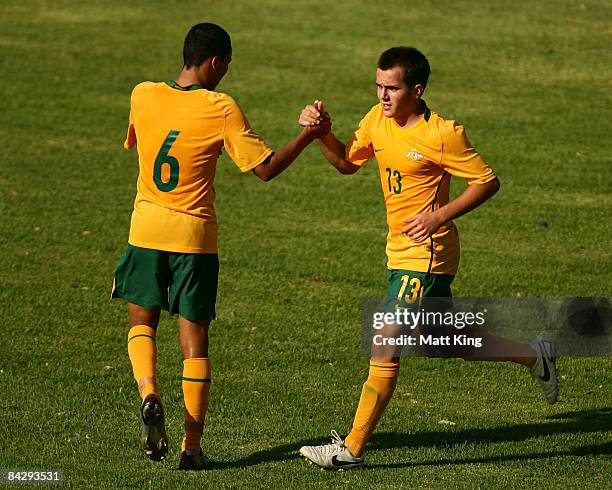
[183,23,232,68]
[378,47,431,88]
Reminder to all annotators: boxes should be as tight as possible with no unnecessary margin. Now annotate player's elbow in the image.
[252,167,271,182]
[490,177,500,195]
[338,161,360,175]
[252,158,274,182]
[258,170,273,182]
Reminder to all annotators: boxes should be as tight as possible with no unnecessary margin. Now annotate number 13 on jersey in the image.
[385,167,402,194]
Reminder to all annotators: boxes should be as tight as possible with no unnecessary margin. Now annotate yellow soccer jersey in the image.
[124,80,273,253]
[346,102,496,275]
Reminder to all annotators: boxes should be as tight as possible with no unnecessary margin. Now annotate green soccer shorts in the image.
[384,269,477,358]
[111,244,219,322]
[385,268,454,311]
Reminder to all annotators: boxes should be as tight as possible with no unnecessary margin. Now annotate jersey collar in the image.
[165,80,205,91]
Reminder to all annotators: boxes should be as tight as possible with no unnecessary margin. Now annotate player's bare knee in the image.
[127,303,160,330]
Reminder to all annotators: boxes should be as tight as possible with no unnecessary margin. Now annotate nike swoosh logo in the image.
[374,148,384,153]
[331,455,356,467]
[539,356,551,382]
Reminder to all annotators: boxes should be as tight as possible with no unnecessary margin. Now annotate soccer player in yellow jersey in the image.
[297,47,559,470]
[111,23,328,470]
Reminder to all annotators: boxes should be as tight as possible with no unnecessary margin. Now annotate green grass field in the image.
[1,0,611,487]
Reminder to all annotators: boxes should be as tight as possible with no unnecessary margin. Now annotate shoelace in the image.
[319,430,346,454]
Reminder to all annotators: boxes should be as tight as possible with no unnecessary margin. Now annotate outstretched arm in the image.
[252,120,331,182]
[402,178,500,242]
[299,101,360,175]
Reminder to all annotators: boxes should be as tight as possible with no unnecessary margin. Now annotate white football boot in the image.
[529,339,559,404]
[299,430,364,470]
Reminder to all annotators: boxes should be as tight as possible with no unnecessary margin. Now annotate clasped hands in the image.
[299,100,331,139]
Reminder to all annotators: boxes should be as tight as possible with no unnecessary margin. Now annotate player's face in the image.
[376,67,418,122]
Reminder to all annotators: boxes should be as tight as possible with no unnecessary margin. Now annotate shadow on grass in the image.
[209,408,612,470]
[365,407,612,469]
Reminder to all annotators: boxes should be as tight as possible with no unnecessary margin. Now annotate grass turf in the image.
[1,0,611,487]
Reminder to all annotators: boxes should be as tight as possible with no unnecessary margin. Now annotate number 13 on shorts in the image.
[397,274,423,304]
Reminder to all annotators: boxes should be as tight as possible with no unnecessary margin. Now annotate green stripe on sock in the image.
[181,377,211,383]
[128,333,155,343]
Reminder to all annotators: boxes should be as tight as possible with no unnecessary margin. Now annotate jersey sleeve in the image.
[345,110,375,167]
[439,122,497,184]
[124,109,136,150]
[222,97,273,172]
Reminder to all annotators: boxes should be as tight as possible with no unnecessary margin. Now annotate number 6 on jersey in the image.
[153,130,181,192]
